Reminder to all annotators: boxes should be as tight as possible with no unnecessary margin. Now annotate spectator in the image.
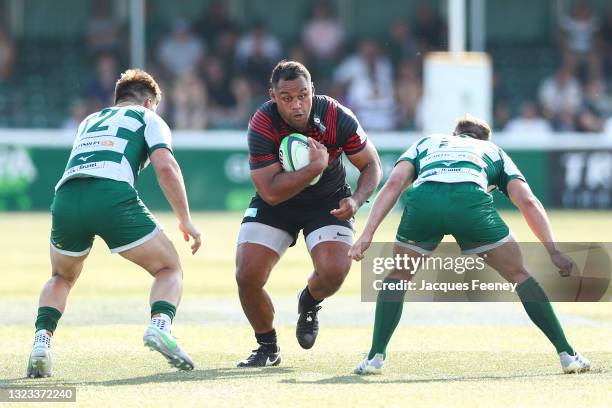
[557,1,601,82]
[553,104,578,132]
[86,53,119,113]
[333,38,395,130]
[576,80,609,132]
[196,0,236,46]
[235,22,282,66]
[538,66,583,121]
[86,0,123,57]
[62,99,89,130]
[212,27,241,68]
[598,8,612,79]
[504,101,552,134]
[235,22,282,94]
[171,72,208,130]
[388,19,420,66]
[203,56,252,129]
[582,80,612,117]
[394,60,421,129]
[302,1,344,64]
[414,4,447,52]
[158,19,206,78]
[0,23,15,81]
[492,71,512,130]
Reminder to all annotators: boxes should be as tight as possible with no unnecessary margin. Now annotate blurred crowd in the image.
[2,0,612,134]
[64,0,446,132]
[502,1,612,135]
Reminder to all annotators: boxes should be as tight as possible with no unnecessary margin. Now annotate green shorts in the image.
[50,178,159,256]
[396,182,511,255]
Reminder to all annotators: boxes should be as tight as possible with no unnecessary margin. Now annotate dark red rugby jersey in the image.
[247,95,368,204]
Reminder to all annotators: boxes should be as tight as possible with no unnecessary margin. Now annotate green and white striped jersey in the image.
[55,105,172,191]
[397,134,525,195]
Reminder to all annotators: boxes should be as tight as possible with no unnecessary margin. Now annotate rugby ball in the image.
[279,133,321,185]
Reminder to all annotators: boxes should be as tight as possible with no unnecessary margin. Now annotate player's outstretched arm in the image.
[507,179,574,275]
[332,141,382,220]
[251,138,328,206]
[349,161,415,261]
[150,148,202,254]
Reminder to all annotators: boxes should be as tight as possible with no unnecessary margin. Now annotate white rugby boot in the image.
[353,353,384,375]
[560,351,591,374]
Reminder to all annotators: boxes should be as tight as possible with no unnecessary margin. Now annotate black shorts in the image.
[241,188,354,247]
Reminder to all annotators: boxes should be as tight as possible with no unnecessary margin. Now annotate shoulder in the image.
[250,100,278,124]
[257,100,276,116]
[143,108,168,127]
[316,95,358,126]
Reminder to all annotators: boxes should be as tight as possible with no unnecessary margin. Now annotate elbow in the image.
[517,195,541,211]
[384,178,404,195]
[370,159,383,184]
[155,163,177,179]
[258,190,282,206]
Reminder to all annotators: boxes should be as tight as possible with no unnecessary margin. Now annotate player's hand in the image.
[348,232,373,261]
[308,137,329,172]
[550,250,575,277]
[179,219,202,255]
[331,197,359,220]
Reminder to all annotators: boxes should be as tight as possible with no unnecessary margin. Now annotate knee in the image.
[317,261,350,289]
[51,271,78,289]
[236,264,267,291]
[153,266,183,280]
[505,267,530,284]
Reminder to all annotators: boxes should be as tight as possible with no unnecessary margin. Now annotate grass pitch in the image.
[1,211,611,407]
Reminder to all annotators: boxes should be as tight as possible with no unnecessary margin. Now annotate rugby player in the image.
[236,60,382,367]
[349,115,591,375]
[26,69,202,377]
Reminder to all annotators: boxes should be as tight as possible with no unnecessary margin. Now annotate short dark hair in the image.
[454,114,491,141]
[270,60,311,88]
[114,69,162,105]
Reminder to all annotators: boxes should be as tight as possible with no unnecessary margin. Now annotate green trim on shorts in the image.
[51,177,158,254]
[396,182,510,253]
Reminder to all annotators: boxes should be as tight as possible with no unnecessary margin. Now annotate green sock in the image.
[368,278,407,360]
[516,276,574,355]
[35,306,62,334]
[150,300,177,322]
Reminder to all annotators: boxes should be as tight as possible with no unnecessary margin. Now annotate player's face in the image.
[271,77,313,131]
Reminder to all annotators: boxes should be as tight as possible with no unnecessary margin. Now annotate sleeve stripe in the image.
[249,124,276,140]
[148,143,173,155]
[252,111,273,125]
[250,154,277,163]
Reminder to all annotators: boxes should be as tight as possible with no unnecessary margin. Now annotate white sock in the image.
[150,313,172,333]
[34,329,51,348]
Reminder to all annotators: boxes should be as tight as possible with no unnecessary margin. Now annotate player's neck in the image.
[115,101,139,108]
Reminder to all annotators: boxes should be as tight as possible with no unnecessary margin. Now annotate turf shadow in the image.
[279,369,607,385]
[2,367,295,387]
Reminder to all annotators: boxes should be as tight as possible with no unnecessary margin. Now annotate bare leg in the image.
[119,230,183,307]
[39,247,88,316]
[235,243,279,333]
[307,241,353,300]
[478,238,530,284]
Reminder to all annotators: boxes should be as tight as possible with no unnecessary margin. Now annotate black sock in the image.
[299,286,322,311]
[255,329,277,350]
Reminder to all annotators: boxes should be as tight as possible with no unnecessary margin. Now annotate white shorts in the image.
[237,222,354,256]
